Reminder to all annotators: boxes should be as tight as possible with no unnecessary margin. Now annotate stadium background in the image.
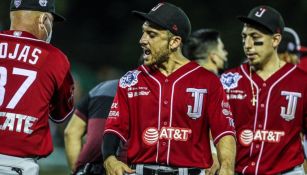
[1,0,307,174]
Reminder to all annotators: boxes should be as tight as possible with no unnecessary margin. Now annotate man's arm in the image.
[103,133,133,175]
[216,135,236,175]
[205,131,220,175]
[64,113,86,171]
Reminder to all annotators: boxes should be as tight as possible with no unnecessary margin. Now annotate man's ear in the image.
[272,33,282,48]
[209,53,218,65]
[169,36,182,51]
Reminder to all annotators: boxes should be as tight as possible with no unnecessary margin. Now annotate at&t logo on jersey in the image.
[220,72,242,90]
[142,127,192,146]
[239,129,285,146]
[119,70,141,88]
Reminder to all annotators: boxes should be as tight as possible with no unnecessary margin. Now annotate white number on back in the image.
[0,66,37,109]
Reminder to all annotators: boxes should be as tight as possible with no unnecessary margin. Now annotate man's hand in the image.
[205,153,220,175]
[104,156,134,175]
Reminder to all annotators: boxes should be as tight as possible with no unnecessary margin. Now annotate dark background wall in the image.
[1,0,306,73]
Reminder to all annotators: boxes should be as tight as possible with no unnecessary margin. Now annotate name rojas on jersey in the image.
[0,42,42,65]
[221,71,302,145]
[109,70,234,145]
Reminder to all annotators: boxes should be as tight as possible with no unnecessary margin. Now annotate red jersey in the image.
[104,61,235,168]
[298,56,307,72]
[0,31,74,157]
[221,63,307,174]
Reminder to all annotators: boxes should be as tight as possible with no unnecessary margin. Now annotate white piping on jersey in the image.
[213,131,236,143]
[141,65,162,164]
[167,65,202,165]
[0,33,45,43]
[241,65,260,157]
[255,65,296,175]
[104,129,127,142]
[242,166,248,174]
[49,106,75,124]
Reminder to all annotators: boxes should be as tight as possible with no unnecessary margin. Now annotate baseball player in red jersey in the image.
[220,6,307,174]
[103,2,236,175]
[0,0,74,174]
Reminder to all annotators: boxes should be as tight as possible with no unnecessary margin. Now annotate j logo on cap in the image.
[151,3,163,12]
[39,0,48,7]
[255,8,266,17]
[14,0,21,8]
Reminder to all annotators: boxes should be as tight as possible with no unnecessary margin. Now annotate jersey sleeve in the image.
[207,76,236,144]
[49,71,74,123]
[75,94,90,122]
[104,84,129,142]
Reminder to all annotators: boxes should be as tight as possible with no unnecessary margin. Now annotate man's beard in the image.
[149,49,171,67]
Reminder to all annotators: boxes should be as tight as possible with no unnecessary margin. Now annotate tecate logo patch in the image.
[142,127,192,146]
[239,129,285,146]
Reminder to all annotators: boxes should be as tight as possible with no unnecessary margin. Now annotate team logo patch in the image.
[14,0,22,8]
[119,70,141,88]
[39,0,48,7]
[220,72,242,90]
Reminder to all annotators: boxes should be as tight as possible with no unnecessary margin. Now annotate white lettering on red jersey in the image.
[0,31,74,157]
[221,63,307,174]
[105,61,235,168]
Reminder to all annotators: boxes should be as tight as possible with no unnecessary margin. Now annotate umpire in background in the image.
[65,79,127,175]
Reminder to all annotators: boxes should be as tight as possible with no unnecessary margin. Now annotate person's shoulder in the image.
[45,44,69,63]
[293,64,307,78]
[89,79,119,97]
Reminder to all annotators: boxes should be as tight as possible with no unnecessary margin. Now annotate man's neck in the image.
[197,59,218,75]
[254,54,286,81]
[158,52,190,76]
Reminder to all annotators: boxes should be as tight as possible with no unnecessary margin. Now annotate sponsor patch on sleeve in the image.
[119,70,141,88]
[220,72,242,90]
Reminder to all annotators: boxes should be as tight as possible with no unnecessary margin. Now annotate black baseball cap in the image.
[132,2,191,42]
[278,27,300,54]
[238,5,285,34]
[10,0,65,22]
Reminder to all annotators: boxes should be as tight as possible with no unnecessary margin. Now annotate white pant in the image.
[280,165,305,175]
[0,154,39,175]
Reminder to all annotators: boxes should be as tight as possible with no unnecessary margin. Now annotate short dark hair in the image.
[183,29,220,60]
